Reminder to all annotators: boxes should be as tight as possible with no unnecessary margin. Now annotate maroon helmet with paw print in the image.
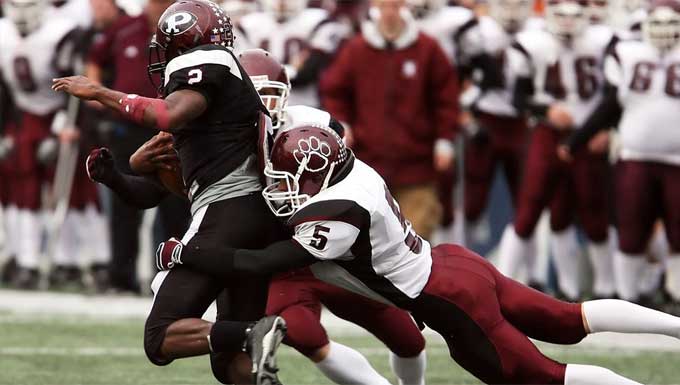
[262,124,350,217]
[148,0,234,87]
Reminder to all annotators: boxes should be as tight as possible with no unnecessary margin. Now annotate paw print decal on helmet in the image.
[293,136,332,173]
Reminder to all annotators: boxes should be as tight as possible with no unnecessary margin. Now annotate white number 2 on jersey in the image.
[188,69,202,84]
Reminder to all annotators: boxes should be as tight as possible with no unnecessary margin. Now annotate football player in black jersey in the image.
[53,1,287,384]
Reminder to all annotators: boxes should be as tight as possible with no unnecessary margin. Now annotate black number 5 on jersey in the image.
[310,225,331,250]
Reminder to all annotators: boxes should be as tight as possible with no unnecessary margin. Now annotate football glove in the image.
[86,147,116,184]
[156,237,184,271]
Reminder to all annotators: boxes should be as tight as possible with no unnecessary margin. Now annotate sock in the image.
[614,251,646,301]
[54,210,79,267]
[390,350,426,385]
[315,341,391,385]
[565,364,642,385]
[84,205,111,264]
[587,241,615,297]
[550,227,581,300]
[665,255,680,301]
[4,205,18,256]
[497,226,530,279]
[209,321,251,353]
[638,261,664,296]
[582,299,680,338]
[17,210,42,269]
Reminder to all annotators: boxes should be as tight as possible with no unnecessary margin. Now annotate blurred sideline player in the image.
[498,0,616,300]
[458,0,536,246]
[237,0,328,106]
[561,0,680,310]
[0,0,93,289]
[159,122,680,385]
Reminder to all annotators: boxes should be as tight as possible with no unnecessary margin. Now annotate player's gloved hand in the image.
[86,147,117,184]
[156,237,184,271]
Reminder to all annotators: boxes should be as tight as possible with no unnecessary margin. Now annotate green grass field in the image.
[1,313,679,385]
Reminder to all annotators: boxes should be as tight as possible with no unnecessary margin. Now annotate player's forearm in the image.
[106,172,169,209]
[180,240,316,277]
[567,85,622,152]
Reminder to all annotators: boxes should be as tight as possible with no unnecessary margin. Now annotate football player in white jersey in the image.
[459,0,537,247]
[406,0,483,63]
[158,121,680,385]
[497,0,617,300]
[562,0,680,309]
[610,0,649,39]
[238,0,328,106]
[240,48,427,385]
[0,0,83,288]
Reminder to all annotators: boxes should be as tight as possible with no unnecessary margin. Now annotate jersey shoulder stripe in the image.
[288,199,369,229]
[164,46,242,86]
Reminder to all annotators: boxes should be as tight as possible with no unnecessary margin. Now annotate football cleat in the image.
[244,316,287,385]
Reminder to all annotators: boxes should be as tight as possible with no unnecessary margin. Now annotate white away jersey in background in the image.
[289,158,433,308]
[605,40,680,165]
[238,8,328,106]
[508,24,615,127]
[414,5,483,64]
[0,17,78,116]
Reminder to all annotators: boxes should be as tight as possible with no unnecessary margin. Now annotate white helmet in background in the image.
[405,0,447,19]
[643,0,680,51]
[488,0,533,33]
[260,0,309,20]
[545,0,590,38]
[2,0,48,35]
[221,0,258,22]
[610,0,649,30]
[585,0,610,24]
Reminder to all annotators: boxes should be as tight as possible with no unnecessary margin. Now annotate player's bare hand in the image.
[547,104,573,130]
[588,131,610,154]
[434,151,455,172]
[557,145,573,163]
[52,76,101,100]
[130,132,179,174]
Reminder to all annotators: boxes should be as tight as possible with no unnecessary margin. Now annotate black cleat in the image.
[244,316,287,385]
[12,267,40,290]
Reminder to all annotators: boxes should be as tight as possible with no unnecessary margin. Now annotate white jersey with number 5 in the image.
[605,40,680,165]
[289,157,432,307]
[508,24,615,127]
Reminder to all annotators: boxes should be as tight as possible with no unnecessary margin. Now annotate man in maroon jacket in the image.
[320,0,459,240]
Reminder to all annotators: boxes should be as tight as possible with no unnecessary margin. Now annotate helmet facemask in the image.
[643,5,680,51]
[546,0,589,39]
[251,75,291,130]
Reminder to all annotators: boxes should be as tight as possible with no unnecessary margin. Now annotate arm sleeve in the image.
[180,239,318,277]
[291,50,332,88]
[106,172,170,209]
[319,41,356,124]
[429,43,460,141]
[566,84,622,152]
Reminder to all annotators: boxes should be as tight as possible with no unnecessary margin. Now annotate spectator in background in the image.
[321,0,459,240]
[86,0,189,294]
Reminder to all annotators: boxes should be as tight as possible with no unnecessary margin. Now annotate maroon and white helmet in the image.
[643,0,680,50]
[263,124,350,216]
[239,49,291,130]
[148,0,235,84]
[545,0,590,38]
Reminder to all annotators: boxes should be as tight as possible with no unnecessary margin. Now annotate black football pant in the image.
[144,193,289,383]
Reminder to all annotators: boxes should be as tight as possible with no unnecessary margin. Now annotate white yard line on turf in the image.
[2,289,680,351]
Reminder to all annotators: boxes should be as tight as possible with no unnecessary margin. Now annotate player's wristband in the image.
[119,94,170,130]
